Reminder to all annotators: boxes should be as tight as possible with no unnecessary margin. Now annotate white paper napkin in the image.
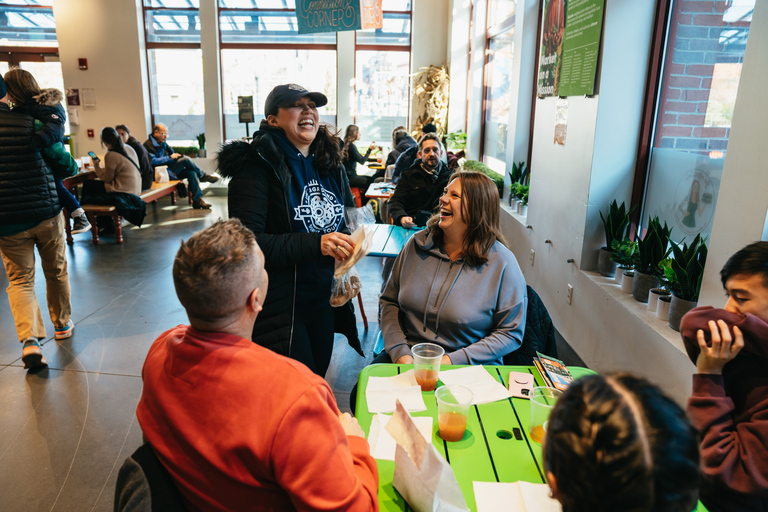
[438,366,512,405]
[473,481,561,512]
[365,369,427,413]
[368,413,433,460]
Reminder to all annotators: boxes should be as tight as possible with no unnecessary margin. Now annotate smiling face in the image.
[438,178,468,240]
[267,97,319,154]
[418,139,442,170]
[724,273,768,320]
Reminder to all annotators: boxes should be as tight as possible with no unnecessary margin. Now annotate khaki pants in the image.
[0,213,71,341]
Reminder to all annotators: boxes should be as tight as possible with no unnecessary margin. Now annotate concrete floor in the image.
[0,184,382,511]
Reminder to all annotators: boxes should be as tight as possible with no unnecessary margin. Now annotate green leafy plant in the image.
[519,185,530,206]
[445,130,467,150]
[610,239,638,268]
[599,200,633,251]
[196,133,206,150]
[509,161,529,186]
[635,216,672,277]
[666,234,708,302]
[510,182,521,199]
[462,160,504,198]
[173,146,199,156]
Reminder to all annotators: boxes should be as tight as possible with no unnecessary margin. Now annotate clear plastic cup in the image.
[436,385,474,442]
[412,343,444,391]
[530,386,563,443]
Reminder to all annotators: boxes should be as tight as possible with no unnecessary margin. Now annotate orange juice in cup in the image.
[436,385,473,442]
[530,386,563,443]
[412,343,444,391]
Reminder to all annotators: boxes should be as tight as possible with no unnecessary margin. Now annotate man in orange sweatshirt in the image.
[137,219,378,512]
[680,241,768,512]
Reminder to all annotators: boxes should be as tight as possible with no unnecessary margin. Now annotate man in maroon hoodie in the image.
[680,241,768,512]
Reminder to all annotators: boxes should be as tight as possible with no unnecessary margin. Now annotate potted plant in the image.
[518,185,529,215]
[598,200,633,277]
[196,133,206,158]
[632,216,672,303]
[508,161,528,207]
[462,160,504,198]
[648,258,673,312]
[666,234,708,331]
[610,239,637,289]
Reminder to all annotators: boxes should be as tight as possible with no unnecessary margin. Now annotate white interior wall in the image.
[337,31,355,132]
[200,0,223,155]
[52,0,150,156]
[410,0,450,132]
[446,0,472,134]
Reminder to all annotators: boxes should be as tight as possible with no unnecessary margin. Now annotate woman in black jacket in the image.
[217,84,356,377]
[341,124,378,189]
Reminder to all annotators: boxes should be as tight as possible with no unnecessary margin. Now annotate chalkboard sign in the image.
[238,96,254,123]
[296,0,361,35]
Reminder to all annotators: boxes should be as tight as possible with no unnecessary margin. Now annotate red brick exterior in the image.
[654,0,751,155]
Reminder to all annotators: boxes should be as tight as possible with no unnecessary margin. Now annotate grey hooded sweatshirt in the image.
[381,229,527,365]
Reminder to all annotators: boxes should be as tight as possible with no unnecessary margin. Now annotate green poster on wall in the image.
[536,0,566,97]
[558,0,605,97]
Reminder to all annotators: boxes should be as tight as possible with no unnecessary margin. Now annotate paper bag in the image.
[154,165,169,183]
[385,401,470,512]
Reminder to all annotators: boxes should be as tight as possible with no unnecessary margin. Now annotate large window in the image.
[355,0,411,146]
[219,0,337,140]
[481,1,516,175]
[642,0,755,242]
[144,0,203,146]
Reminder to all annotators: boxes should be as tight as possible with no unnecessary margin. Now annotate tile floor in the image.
[0,184,382,511]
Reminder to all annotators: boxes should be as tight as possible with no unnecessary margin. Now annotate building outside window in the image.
[481,0,516,175]
[354,0,412,145]
[219,0,337,140]
[642,0,755,243]
[144,0,203,146]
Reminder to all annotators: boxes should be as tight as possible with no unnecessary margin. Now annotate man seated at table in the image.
[392,122,440,183]
[143,123,218,210]
[387,133,452,229]
[679,241,768,512]
[136,219,379,512]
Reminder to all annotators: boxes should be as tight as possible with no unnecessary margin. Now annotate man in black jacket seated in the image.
[387,133,451,228]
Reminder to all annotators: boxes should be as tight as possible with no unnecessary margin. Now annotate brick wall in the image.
[654,0,751,155]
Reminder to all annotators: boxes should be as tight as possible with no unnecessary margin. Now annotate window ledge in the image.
[501,203,528,225]
[581,270,690,356]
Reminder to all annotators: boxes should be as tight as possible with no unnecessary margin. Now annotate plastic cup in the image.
[530,386,563,443]
[412,343,444,391]
[435,385,473,442]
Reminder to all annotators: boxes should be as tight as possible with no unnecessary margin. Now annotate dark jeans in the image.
[167,157,204,200]
[55,179,81,214]
[290,302,336,377]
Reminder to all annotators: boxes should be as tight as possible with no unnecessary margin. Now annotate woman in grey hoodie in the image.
[380,171,527,365]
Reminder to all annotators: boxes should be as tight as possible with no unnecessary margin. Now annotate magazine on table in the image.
[534,352,574,391]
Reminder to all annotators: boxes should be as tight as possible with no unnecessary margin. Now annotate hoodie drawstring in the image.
[422,259,465,335]
[435,262,464,334]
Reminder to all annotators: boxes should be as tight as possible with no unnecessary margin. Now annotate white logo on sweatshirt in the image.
[294,179,343,233]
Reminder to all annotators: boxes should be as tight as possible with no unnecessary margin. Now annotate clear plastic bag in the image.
[329,204,376,307]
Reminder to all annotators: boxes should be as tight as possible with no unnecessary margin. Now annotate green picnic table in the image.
[354,364,708,512]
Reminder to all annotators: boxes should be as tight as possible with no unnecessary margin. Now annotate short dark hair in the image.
[418,132,441,150]
[393,129,408,145]
[422,122,437,134]
[115,124,131,135]
[426,171,505,267]
[544,373,700,512]
[173,219,262,323]
[720,241,768,288]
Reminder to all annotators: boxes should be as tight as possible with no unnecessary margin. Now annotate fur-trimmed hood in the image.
[34,88,63,107]
[216,123,284,180]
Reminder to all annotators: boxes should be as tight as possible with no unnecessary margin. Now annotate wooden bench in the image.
[70,180,181,244]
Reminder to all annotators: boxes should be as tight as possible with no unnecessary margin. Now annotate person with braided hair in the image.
[543,373,700,512]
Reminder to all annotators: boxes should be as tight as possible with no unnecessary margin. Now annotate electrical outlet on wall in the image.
[530,249,535,266]
[566,284,574,304]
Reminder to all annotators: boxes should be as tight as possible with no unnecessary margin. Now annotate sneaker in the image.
[55,320,74,340]
[71,213,92,234]
[22,338,48,369]
[193,198,212,210]
[200,173,220,184]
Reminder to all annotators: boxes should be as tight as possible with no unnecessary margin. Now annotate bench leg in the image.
[87,212,100,244]
[113,214,123,243]
[63,209,73,244]
[171,191,177,205]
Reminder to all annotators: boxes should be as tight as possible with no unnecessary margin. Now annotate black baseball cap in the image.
[0,74,6,99]
[422,122,437,134]
[264,84,327,116]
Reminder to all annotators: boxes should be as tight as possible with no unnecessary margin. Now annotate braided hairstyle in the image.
[543,373,700,512]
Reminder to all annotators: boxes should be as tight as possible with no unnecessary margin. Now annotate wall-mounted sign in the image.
[537,0,566,97]
[361,0,383,30]
[66,88,80,106]
[558,0,605,97]
[296,0,361,35]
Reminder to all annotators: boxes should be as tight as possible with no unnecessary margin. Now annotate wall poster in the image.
[558,0,604,96]
[361,0,383,30]
[296,0,361,34]
[537,0,566,97]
